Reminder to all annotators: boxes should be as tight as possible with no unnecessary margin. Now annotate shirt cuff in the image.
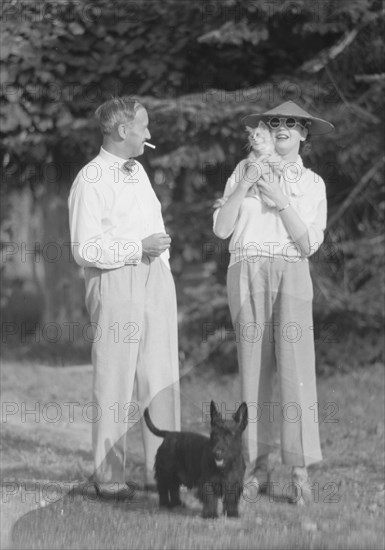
[93,239,142,268]
[123,240,142,265]
[307,226,325,256]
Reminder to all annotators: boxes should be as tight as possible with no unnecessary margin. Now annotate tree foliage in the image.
[1,0,383,370]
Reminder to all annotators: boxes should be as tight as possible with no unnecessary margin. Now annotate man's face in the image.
[270,120,307,156]
[122,107,151,157]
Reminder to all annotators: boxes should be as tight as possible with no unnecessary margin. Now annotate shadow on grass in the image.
[11,474,302,550]
[10,483,205,550]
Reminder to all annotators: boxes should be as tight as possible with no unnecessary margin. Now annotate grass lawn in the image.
[1,360,384,549]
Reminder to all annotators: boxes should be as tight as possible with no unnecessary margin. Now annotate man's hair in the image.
[95,96,143,135]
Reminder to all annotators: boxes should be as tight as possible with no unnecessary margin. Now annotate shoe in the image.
[143,471,157,493]
[143,482,157,493]
[288,467,313,506]
[245,471,271,495]
[94,482,137,501]
[245,457,272,495]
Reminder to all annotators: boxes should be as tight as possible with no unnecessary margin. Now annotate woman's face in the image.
[270,119,308,156]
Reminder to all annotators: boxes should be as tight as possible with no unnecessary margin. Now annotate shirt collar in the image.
[99,147,135,170]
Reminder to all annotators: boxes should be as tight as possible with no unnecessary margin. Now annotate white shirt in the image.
[213,156,327,266]
[68,147,169,269]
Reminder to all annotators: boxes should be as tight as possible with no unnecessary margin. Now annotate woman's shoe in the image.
[245,456,272,495]
[288,467,313,506]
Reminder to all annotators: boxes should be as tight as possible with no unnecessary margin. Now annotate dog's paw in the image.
[224,510,239,518]
[169,500,185,509]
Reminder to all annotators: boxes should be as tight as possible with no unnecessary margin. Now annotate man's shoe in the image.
[143,471,157,493]
[144,482,157,493]
[94,482,136,501]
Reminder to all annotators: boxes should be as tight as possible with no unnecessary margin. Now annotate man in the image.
[68,96,181,497]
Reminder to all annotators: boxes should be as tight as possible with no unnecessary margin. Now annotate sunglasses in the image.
[266,117,310,130]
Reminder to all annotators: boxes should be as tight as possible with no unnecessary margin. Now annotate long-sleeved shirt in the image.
[213,155,327,266]
[68,147,169,270]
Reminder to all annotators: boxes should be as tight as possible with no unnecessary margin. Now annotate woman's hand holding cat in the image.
[257,165,288,209]
[240,158,264,191]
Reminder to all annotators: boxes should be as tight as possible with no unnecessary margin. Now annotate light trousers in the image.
[84,256,180,484]
[227,257,322,467]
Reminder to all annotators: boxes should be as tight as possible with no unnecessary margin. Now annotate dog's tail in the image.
[143,408,170,438]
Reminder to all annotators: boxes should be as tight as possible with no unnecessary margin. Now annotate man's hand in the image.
[142,233,171,257]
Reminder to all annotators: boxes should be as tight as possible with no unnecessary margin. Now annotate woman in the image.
[213,100,334,505]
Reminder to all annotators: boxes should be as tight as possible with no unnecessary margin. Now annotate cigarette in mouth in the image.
[144,142,156,149]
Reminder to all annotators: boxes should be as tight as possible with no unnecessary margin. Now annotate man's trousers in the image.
[227,257,322,467]
[84,256,180,483]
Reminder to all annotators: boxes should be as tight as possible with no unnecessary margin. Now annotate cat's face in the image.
[246,121,275,156]
[246,121,269,143]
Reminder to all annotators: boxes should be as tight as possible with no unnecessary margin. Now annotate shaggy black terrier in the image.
[144,400,248,518]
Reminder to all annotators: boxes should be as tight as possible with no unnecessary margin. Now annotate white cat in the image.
[214,121,280,210]
[245,121,279,208]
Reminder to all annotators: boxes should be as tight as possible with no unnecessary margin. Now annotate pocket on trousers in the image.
[99,269,104,298]
[84,267,103,315]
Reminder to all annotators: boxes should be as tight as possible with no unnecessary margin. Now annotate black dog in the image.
[144,400,248,518]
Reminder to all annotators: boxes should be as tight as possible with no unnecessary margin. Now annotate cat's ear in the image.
[245,125,254,133]
[258,120,268,130]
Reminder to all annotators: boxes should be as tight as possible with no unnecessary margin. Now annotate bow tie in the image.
[122,159,135,174]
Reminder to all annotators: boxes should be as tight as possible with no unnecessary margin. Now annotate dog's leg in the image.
[169,478,183,508]
[201,482,219,519]
[223,482,242,518]
[202,494,219,519]
[223,498,240,517]
[157,477,171,508]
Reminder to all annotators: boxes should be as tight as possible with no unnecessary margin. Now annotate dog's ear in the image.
[233,402,248,432]
[210,401,221,425]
